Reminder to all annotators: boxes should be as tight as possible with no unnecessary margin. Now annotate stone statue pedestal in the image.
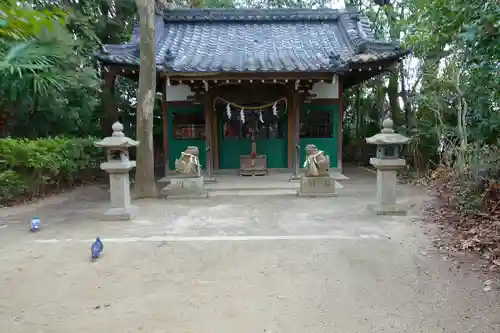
[95,122,139,221]
[160,146,207,199]
[297,176,337,197]
[368,158,406,215]
[159,174,208,199]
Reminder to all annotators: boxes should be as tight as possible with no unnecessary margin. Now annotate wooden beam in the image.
[211,82,291,102]
[166,101,194,107]
[162,79,169,174]
[306,98,340,105]
[102,59,404,90]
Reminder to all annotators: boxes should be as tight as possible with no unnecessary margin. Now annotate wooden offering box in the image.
[239,155,267,176]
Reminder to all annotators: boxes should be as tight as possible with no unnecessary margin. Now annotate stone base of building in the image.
[102,205,137,221]
[159,175,208,199]
[367,203,407,216]
[296,176,337,197]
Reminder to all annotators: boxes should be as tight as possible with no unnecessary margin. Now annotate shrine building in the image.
[94,8,410,176]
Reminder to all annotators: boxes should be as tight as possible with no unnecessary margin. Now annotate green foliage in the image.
[0,0,102,138]
[459,145,500,212]
[0,170,26,201]
[0,0,67,40]
[0,137,102,204]
[432,143,500,213]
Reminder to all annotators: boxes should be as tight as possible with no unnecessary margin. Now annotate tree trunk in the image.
[385,5,403,127]
[387,70,402,126]
[134,0,157,198]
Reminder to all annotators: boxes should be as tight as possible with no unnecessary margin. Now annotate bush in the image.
[0,136,102,205]
[427,143,500,263]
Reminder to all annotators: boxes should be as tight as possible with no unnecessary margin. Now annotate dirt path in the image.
[0,169,498,332]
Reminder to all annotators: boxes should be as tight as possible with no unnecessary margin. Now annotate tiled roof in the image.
[95,8,410,74]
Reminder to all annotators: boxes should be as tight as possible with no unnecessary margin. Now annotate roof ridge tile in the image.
[162,8,352,22]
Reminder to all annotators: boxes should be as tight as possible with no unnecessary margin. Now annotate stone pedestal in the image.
[297,176,337,197]
[159,175,208,199]
[101,162,137,220]
[368,158,406,215]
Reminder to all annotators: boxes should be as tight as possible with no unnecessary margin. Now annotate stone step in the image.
[205,180,344,192]
[159,191,209,200]
[205,183,298,191]
[208,189,298,197]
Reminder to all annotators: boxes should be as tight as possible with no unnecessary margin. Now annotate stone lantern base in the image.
[103,206,138,221]
[367,203,407,216]
[368,157,407,216]
[101,165,137,220]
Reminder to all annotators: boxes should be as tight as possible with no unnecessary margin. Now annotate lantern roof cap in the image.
[366,118,410,145]
[95,122,139,148]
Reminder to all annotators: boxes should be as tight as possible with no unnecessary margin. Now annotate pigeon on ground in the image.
[30,216,41,232]
[91,237,104,261]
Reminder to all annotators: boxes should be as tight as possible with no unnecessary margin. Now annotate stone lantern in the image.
[366,118,409,215]
[95,122,139,220]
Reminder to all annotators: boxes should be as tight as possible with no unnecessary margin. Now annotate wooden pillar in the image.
[213,101,219,170]
[204,92,215,179]
[161,79,169,175]
[287,93,293,169]
[288,89,301,178]
[294,92,301,170]
[338,80,343,172]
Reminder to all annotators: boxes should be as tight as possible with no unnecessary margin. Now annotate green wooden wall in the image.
[168,105,206,170]
[167,102,339,170]
[298,104,339,168]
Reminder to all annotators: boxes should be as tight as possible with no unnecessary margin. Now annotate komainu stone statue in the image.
[160,145,207,199]
[303,144,330,177]
[174,146,200,176]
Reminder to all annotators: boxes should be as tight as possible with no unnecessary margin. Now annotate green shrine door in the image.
[299,103,339,168]
[218,107,288,169]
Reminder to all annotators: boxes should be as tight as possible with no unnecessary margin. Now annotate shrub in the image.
[0,136,102,205]
[431,144,500,213]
